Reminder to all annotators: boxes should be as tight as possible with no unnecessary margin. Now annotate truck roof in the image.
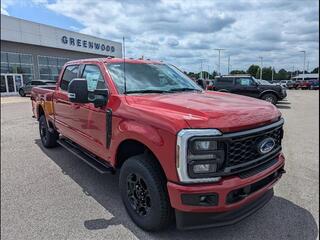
[215,74,251,78]
[66,58,163,65]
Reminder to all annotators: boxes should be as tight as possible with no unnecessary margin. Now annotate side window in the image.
[60,65,79,91]
[235,78,253,86]
[217,77,233,85]
[81,64,107,91]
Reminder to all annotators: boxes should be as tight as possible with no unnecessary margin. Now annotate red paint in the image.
[31,58,285,215]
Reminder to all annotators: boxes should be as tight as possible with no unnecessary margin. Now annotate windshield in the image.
[106,63,202,94]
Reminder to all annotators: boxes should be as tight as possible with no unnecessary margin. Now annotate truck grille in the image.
[226,127,283,167]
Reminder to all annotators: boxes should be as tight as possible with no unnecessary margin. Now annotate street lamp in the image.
[259,56,263,80]
[299,50,306,81]
[214,48,225,75]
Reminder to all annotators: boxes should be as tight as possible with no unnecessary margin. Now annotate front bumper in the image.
[175,188,274,230]
[167,153,285,229]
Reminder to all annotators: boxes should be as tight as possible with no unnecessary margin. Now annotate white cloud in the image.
[11,0,320,72]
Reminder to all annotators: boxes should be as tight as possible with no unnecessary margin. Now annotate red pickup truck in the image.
[31,58,286,231]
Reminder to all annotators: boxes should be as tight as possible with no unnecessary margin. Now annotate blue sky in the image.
[1,0,319,73]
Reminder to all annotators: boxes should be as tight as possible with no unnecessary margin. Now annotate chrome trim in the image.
[177,129,222,183]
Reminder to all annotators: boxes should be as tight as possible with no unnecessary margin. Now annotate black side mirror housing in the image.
[91,89,109,108]
[68,78,109,107]
[68,78,89,103]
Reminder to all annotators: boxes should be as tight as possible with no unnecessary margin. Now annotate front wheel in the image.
[261,93,277,105]
[39,115,58,148]
[19,89,25,97]
[119,154,173,231]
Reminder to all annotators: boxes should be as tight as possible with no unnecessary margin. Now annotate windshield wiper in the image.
[169,87,202,92]
[125,89,173,94]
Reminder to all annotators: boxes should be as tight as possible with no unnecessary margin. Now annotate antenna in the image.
[123,36,127,94]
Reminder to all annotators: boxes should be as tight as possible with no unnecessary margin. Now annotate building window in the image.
[37,55,69,81]
[0,52,34,83]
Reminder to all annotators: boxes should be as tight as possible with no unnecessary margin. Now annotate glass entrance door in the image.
[0,74,24,96]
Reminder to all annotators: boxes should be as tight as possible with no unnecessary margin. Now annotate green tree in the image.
[311,67,319,74]
[230,70,246,74]
[262,67,273,80]
[247,64,260,77]
[275,69,289,80]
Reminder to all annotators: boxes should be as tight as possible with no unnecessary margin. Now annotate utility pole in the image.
[291,65,294,79]
[259,56,263,80]
[227,55,230,74]
[299,50,306,81]
[272,66,274,81]
[214,48,225,76]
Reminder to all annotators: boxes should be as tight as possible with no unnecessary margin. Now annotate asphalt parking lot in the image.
[1,90,319,240]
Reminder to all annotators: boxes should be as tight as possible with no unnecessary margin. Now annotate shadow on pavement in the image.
[277,105,292,109]
[35,139,318,240]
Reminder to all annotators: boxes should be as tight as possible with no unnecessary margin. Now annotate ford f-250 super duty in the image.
[31,58,286,231]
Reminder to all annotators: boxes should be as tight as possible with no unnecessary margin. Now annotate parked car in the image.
[214,75,287,104]
[286,80,295,89]
[310,80,319,90]
[205,79,215,90]
[279,80,288,88]
[299,80,312,90]
[19,80,56,97]
[31,58,285,231]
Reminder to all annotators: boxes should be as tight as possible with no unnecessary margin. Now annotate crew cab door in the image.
[234,77,259,98]
[71,64,110,159]
[53,64,80,139]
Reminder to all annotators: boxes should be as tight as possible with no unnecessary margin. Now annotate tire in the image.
[261,93,277,105]
[119,154,173,231]
[39,115,59,148]
[19,89,25,97]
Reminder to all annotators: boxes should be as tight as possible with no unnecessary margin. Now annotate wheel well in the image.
[115,139,166,178]
[261,91,278,99]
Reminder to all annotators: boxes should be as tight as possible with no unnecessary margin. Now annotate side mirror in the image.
[68,78,89,103]
[91,89,109,108]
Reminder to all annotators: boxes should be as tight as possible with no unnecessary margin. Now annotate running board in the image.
[57,139,115,174]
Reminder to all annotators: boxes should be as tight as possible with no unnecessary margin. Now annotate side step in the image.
[57,139,115,174]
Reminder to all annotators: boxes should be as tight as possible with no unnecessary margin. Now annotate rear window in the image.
[60,65,79,91]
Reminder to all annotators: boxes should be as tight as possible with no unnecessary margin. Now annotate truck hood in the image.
[125,91,281,133]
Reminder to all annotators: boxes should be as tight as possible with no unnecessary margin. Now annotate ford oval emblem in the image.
[258,137,275,154]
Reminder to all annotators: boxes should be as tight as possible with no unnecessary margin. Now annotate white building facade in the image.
[1,14,122,95]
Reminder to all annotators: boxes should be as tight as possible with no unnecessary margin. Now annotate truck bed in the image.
[31,86,56,119]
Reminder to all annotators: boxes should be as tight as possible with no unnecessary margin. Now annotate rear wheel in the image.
[119,154,173,231]
[39,115,58,148]
[261,93,277,105]
[19,89,25,97]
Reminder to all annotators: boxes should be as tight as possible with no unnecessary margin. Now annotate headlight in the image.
[176,129,224,183]
[191,139,217,152]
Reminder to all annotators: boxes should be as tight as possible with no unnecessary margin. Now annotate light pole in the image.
[214,48,225,75]
[259,56,263,80]
[272,67,274,81]
[227,55,231,74]
[299,50,306,81]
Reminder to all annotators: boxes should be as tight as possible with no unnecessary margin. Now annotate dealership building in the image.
[1,14,122,95]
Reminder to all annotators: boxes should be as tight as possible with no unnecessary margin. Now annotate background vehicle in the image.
[279,80,288,88]
[214,75,287,104]
[299,80,312,90]
[205,79,215,90]
[31,58,285,231]
[310,80,319,90]
[286,80,295,89]
[19,80,56,97]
